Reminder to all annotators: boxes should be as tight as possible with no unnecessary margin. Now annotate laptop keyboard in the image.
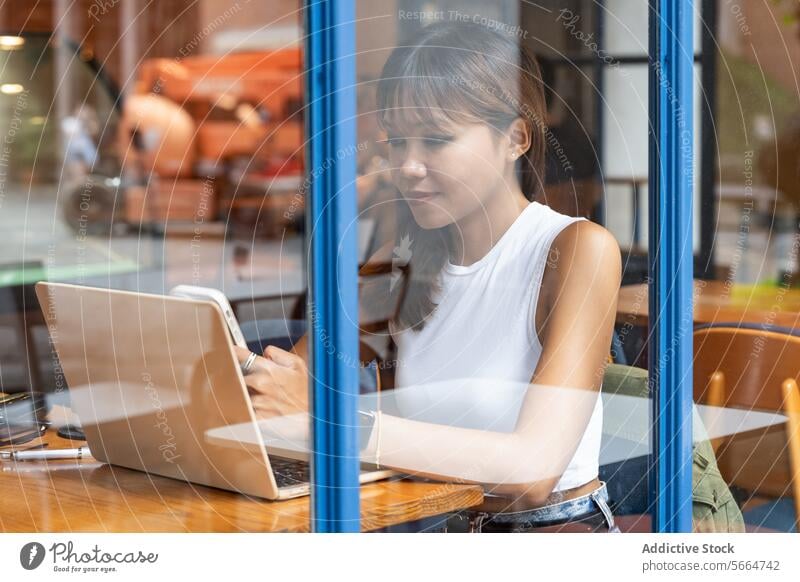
[269,456,311,488]
[269,456,389,489]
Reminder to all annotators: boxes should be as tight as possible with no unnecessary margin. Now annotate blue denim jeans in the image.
[446,481,621,533]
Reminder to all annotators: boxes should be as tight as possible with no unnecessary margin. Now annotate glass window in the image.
[9,0,776,535]
[692,0,800,534]
[341,0,650,532]
[2,0,312,530]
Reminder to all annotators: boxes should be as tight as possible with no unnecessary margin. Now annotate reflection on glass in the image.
[12,0,800,535]
[691,0,800,534]
[1,1,316,532]
[241,16,632,533]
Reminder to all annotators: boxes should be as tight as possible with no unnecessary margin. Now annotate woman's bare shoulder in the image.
[554,220,619,265]
[543,220,621,296]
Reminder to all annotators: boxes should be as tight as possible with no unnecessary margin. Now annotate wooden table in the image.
[0,431,483,532]
[616,279,800,328]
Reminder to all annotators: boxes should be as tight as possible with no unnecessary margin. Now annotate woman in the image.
[235,21,622,533]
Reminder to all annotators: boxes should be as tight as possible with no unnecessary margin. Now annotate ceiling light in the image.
[0,36,25,50]
[0,84,24,95]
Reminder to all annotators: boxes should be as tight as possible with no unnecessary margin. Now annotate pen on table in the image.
[0,446,92,461]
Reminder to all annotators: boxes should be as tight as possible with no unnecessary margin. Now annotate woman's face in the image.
[384,113,513,230]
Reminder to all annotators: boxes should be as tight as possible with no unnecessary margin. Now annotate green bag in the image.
[603,364,746,532]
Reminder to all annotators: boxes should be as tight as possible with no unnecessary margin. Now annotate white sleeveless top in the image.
[390,201,603,492]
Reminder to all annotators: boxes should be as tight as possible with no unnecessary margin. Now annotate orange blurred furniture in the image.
[134,49,303,163]
[617,280,800,329]
[123,48,305,230]
[135,50,302,114]
[693,324,800,526]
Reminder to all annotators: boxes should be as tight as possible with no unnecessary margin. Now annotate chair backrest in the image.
[693,324,800,410]
[693,324,800,500]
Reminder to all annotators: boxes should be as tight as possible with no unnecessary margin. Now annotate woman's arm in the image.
[239,222,622,505]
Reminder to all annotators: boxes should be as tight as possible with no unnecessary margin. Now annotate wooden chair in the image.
[693,323,800,527]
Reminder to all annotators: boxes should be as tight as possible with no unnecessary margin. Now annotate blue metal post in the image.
[304,0,361,532]
[648,0,695,532]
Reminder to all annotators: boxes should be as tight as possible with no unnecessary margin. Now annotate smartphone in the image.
[0,392,48,422]
[0,422,47,447]
[169,285,247,348]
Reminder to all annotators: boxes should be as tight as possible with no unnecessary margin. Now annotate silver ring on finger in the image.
[240,351,258,375]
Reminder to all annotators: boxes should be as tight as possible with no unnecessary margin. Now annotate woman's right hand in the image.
[234,345,309,420]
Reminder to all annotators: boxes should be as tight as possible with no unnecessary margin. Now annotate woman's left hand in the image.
[233,345,309,421]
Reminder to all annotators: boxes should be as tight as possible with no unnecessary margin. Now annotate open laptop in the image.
[35,281,395,500]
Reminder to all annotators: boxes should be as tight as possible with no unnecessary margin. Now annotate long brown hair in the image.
[375,21,548,333]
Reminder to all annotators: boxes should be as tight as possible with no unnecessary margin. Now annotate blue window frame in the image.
[648,0,695,532]
[304,0,361,532]
[304,0,695,533]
